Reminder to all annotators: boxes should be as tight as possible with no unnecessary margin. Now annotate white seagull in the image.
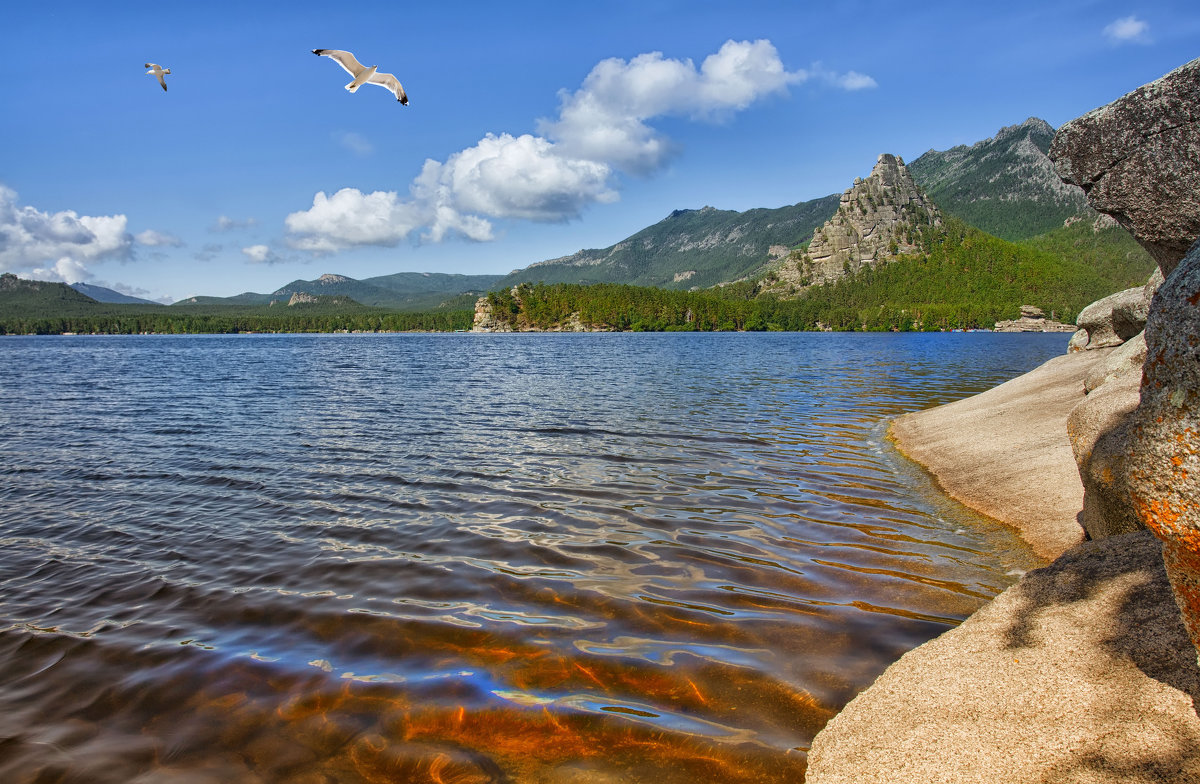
[312,49,408,105]
[145,63,170,92]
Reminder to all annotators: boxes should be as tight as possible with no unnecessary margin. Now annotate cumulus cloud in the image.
[286,39,874,252]
[212,215,258,232]
[542,39,804,174]
[241,244,285,265]
[0,185,133,277]
[1104,15,1150,44]
[29,258,91,284]
[285,188,426,252]
[135,229,183,247]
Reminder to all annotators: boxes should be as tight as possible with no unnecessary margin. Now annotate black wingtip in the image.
[312,49,324,55]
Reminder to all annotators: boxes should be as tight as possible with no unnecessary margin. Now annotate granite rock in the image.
[806,531,1200,784]
[1049,57,1200,276]
[1128,239,1200,659]
[1067,366,1144,539]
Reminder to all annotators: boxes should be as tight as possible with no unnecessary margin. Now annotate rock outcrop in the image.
[1129,239,1200,657]
[766,155,941,292]
[1049,58,1200,275]
[805,154,941,283]
[1052,56,1200,663]
[1070,277,1159,351]
[993,305,1076,333]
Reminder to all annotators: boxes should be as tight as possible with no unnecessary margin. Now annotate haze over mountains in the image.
[16,117,1122,312]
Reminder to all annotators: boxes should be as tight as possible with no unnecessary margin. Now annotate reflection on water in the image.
[0,332,1066,782]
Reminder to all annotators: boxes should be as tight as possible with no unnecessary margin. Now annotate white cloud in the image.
[135,229,183,247]
[414,133,616,238]
[1104,15,1150,44]
[836,71,878,90]
[241,244,285,265]
[335,131,375,157]
[285,40,874,252]
[285,188,425,252]
[542,39,805,174]
[212,215,258,232]
[29,258,91,283]
[0,185,133,277]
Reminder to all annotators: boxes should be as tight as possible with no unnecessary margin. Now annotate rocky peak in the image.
[317,273,351,285]
[768,154,942,291]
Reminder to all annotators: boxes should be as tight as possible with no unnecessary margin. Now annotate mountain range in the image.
[5,116,1144,316]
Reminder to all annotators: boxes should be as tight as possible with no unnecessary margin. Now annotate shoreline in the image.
[886,349,1114,560]
[807,345,1200,783]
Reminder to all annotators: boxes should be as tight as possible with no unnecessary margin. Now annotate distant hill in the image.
[495,195,841,291]
[907,117,1094,241]
[176,271,502,311]
[69,282,158,305]
[1,273,102,316]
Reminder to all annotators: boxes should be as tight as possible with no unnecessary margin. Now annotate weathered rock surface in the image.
[1084,331,1147,394]
[1067,365,1144,539]
[806,531,1200,784]
[1128,238,1200,658]
[1074,283,1156,349]
[1050,57,1200,276]
[768,154,941,292]
[890,350,1108,559]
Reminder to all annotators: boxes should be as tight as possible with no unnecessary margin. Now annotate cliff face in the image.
[763,154,941,294]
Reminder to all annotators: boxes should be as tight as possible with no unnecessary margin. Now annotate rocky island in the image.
[807,56,1200,783]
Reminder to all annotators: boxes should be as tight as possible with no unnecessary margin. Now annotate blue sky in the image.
[2,1,1197,303]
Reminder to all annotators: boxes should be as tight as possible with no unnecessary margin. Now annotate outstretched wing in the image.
[313,49,365,77]
[368,71,408,104]
[157,73,168,91]
[145,63,160,70]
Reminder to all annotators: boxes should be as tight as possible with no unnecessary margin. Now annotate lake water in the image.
[0,331,1068,783]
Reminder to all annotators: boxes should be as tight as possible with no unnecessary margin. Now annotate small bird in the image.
[145,63,170,92]
[312,49,408,105]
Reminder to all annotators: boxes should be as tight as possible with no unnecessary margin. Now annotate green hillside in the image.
[908,118,1094,241]
[479,218,1155,332]
[1,273,103,317]
[176,271,502,311]
[496,195,840,290]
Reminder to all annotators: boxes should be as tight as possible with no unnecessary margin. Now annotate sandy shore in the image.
[889,349,1115,560]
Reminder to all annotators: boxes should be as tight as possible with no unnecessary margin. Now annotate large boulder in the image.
[1128,239,1200,658]
[1051,57,1200,665]
[1074,285,1154,349]
[1067,365,1143,539]
[1049,57,1200,277]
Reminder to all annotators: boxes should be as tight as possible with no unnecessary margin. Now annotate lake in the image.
[0,331,1068,783]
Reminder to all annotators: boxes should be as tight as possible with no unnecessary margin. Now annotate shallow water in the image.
[0,331,1066,782]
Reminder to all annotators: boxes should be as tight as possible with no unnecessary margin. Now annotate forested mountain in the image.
[907,118,1094,241]
[1,273,101,317]
[495,195,841,291]
[475,218,1155,333]
[175,271,502,311]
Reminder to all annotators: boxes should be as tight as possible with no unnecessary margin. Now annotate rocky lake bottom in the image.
[0,331,1069,782]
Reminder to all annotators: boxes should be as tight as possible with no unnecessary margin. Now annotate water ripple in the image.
[0,331,1067,782]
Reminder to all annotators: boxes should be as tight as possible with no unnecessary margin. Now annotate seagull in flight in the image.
[312,49,408,105]
[145,63,170,92]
